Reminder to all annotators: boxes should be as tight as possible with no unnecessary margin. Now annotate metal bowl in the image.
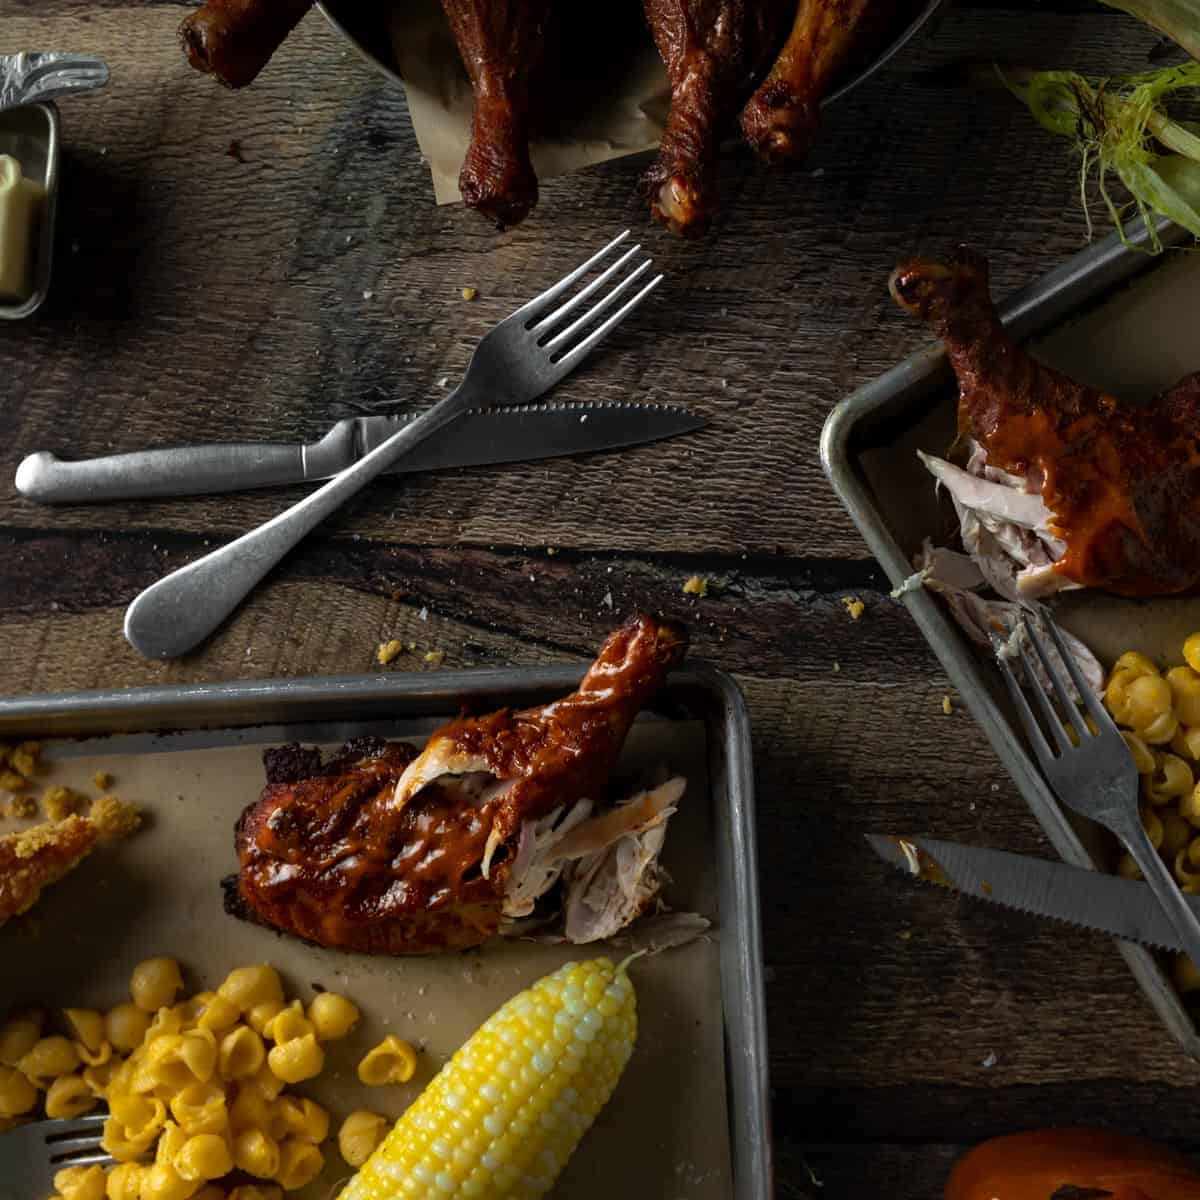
[317,0,943,118]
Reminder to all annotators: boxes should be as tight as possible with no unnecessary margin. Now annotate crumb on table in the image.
[423,649,446,667]
[461,286,478,301]
[682,575,709,597]
[942,695,954,716]
[377,639,404,666]
[841,596,865,620]
[92,770,113,791]
[42,785,83,822]
[89,795,142,840]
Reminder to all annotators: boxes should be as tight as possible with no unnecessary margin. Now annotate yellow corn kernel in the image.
[264,1001,312,1046]
[357,1036,417,1086]
[104,1164,144,1200]
[233,1127,281,1179]
[218,967,283,1015]
[245,1002,284,1037]
[140,1163,197,1200]
[175,1133,234,1183]
[63,1009,105,1055]
[19,1035,79,1083]
[218,1025,265,1080]
[1114,650,1160,679]
[338,958,637,1200]
[46,1073,98,1119]
[130,959,184,1014]
[54,1165,107,1200]
[169,1081,228,1136]
[266,1034,323,1085]
[272,1095,329,1144]
[0,1064,37,1116]
[0,1014,41,1065]
[106,1004,152,1054]
[274,1140,323,1191]
[307,992,359,1041]
[338,1111,388,1168]
[1127,673,1175,732]
[194,994,239,1035]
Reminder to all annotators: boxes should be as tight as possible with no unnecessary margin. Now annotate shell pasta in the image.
[2,956,399,1200]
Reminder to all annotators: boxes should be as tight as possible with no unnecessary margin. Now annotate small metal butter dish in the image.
[0,102,58,320]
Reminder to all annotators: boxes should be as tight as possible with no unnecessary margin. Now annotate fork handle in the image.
[123,393,466,659]
[1113,814,1200,965]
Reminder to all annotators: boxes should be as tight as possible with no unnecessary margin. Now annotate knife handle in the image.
[14,445,307,504]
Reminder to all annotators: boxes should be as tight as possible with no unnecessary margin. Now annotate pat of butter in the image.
[0,154,44,303]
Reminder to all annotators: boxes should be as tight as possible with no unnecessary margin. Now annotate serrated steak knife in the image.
[866,833,1194,953]
[15,401,705,504]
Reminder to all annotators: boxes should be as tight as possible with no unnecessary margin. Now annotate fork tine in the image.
[1037,604,1110,726]
[530,243,641,336]
[509,231,630,325]
[42,1108,106,1147]
[50,1149,113,1167]
[1016,638,1073,754]
[545,273,663,380]
[1022,614,1086,739]
[993,637,1058,764]
[542,260,653,354]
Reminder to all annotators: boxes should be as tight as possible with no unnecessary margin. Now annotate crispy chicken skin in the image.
[230,616,688,955]
[891,248,1200,597]
[180,0,314,89]
[438,0,554,228]
[640,0,792,236]
[740,0,889,163]
[0,815,98,926]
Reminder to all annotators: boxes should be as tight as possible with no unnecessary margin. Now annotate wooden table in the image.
[4,4,1197,1195]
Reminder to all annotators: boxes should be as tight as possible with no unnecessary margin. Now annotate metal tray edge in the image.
[820,218,1200,1058]
[0,662,775,1197]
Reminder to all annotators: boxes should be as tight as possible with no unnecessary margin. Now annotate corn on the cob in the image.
[339,957,637,1200]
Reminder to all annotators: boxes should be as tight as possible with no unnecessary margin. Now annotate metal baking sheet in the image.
[0,664,772,1199]
[0,101,58,321]
[820,219,1200,1056]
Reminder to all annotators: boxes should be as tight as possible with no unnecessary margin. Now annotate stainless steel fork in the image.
[0,53,110,112]
[124,230,663,658]
[994,607,1200,966]
[0,1115,110,1199]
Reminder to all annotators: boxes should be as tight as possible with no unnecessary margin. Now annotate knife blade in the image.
[15,401,706,504]
[866,833,1188,953]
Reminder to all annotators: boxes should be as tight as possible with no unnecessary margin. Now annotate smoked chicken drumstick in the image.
[640,0,792,236]
[892,248,1200,598]
[740,0,891,163]
[437,0,555,228]
[180,0,314,89]
[228,615,688,954]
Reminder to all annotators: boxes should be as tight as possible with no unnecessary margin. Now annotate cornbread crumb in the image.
[377,639,404,666]
[9,743,40,780]
[682,576,709,597]
[1,815,98,924]
[942,695,954,716]
[5,795,36,819]
[89,795,141,839]
[461,286,478,301]
[92,770,113,791]
[42,785,84,822]
[842,596,866,620]
[423,650,446,667]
